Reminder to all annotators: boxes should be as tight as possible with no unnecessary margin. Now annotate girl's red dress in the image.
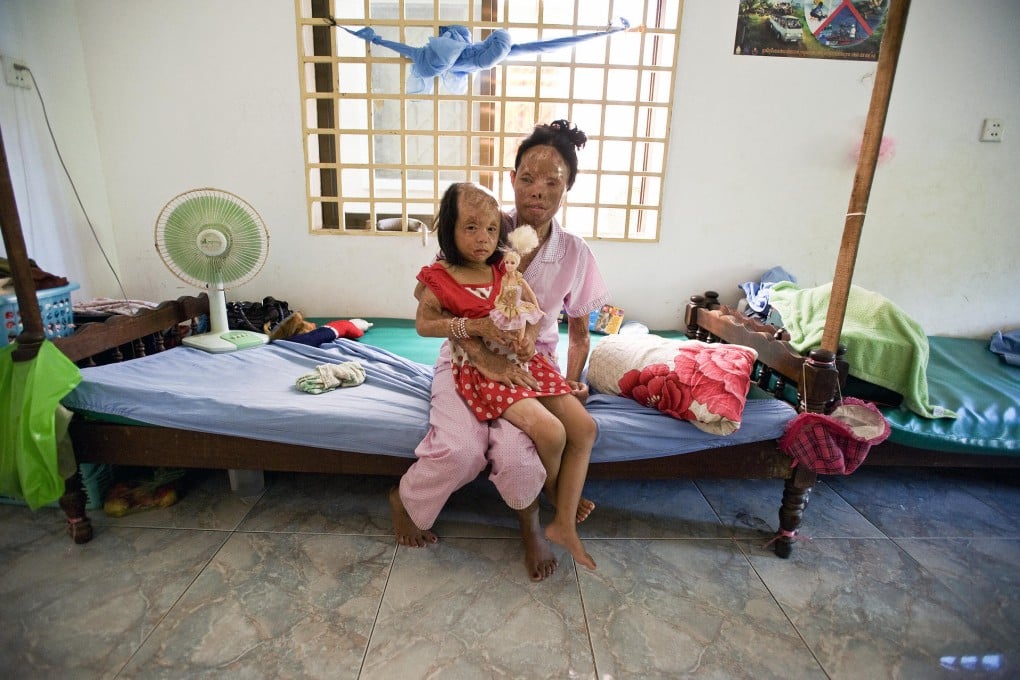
[417,261,572,421]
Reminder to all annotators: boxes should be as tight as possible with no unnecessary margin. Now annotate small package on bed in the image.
[589,304,625,334]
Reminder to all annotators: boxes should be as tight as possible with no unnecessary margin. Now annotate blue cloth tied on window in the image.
[338,19,632,94]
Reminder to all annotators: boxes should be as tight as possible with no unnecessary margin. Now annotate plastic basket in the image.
[0,282,80,347]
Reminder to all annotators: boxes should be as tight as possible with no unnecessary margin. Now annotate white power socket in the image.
[980,118,1004,143]
[1,55,31,89]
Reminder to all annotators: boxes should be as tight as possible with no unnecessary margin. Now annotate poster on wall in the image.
[734,1,888,61]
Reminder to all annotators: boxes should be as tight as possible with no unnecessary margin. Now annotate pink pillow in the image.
[617,342,757,435]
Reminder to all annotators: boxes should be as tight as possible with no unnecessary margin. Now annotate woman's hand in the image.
[472,349,539,390]
[510,332,536,362]
[567,380,590,404]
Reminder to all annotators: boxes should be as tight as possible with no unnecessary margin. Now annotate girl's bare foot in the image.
[389,487,437,547]
[518,501,558,581]
[576,497,595,523]
[545,520,596,570]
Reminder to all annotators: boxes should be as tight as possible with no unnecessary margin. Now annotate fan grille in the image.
[155,188,269,289]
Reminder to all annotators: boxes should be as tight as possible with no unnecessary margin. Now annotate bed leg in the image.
[58,470,94,544]
[773,467,815,558]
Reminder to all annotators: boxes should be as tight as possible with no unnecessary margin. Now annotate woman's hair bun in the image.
[549,119,587,150]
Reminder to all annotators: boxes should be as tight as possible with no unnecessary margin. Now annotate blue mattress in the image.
[62,331,797,464]
[881,336,1019,455]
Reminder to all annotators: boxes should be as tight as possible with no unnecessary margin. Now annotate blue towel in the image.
[990,330,1020,366]
[739,265,797,314]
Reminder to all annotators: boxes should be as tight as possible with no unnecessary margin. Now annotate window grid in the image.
[296,0,682,241]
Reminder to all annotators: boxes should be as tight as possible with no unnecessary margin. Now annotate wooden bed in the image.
[32,291,841,558]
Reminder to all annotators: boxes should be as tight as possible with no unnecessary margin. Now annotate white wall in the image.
[1,0,1017,337]
[0,0,118,296]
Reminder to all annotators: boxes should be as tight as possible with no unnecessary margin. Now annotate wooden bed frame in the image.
[41,292,845,558]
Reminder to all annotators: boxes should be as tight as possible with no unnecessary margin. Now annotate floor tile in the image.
[239,472,393,534]
[825,467,1020,538]
[580,539,826,679]
[580,478,730,538]
[896,537,1020,656]
[697,477,887,541]
[0,516,227,679]
[363,538,593,679]
[118,533,393,679]
[748,537,1007,679]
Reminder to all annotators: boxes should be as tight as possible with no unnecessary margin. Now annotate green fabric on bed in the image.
[314,318,689,368]
[768,282,955,419]
[358,319,443,365]
[882,336,1019,454]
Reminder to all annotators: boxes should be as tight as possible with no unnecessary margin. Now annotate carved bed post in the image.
[683,294,706,340]
[1,125,93,541]
[773,348,841,557]
[58,470,94,544]
[775,465,815,559]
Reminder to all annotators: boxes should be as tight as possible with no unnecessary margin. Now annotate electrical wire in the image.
[20,65,128,300]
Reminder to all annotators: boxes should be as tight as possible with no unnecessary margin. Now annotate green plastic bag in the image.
[0,340,82,510]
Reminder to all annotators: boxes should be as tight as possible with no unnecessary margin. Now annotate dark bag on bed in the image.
[226,297,292,333]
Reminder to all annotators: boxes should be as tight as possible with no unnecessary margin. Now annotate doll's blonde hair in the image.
[505,225,540,257]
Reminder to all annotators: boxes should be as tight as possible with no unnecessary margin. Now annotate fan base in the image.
[182,330,269,353]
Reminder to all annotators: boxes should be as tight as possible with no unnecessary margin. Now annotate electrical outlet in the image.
[1,55,31,89]
[980,118,1004,143]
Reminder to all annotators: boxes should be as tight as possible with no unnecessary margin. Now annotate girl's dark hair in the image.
[433,182,504,266]
[513,119,588,190]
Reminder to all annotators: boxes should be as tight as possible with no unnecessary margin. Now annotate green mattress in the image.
[880,336,1019,455]
[319,318,688,367]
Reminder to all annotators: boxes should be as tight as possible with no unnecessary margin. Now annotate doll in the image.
[489,225,544,342]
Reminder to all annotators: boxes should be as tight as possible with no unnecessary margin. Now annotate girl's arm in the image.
[415,285,452,337]
[414,282,539,389]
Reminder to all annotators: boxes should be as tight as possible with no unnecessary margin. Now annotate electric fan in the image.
[155,188,270,353]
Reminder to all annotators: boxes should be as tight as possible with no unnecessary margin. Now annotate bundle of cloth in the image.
[767,282,955,419]
[268,313,373,345]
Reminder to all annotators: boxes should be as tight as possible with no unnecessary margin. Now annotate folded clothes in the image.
[296,361,367,394]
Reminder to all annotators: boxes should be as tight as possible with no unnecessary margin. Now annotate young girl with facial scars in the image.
[413,182,597,570]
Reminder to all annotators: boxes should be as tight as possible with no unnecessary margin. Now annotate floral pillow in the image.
[588,335,758,435]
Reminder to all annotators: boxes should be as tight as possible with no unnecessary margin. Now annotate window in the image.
[295,0,683,241]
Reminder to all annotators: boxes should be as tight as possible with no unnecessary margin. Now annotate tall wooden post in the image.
[821,0,912,353]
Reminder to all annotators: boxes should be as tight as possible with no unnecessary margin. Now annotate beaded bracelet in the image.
[449,316,469,340]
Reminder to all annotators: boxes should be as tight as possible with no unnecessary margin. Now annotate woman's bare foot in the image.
[518,501,557,581]
[545,520,596,570]
[389,486,437,547]
[576,497,595,523]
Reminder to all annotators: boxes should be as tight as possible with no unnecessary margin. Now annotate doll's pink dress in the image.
[489,270,544,332]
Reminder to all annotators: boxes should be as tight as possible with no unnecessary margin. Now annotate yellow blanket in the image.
[768,282,955,419]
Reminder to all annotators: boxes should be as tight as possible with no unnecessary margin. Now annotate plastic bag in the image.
[226,296,292,333]
[0,340,82,509]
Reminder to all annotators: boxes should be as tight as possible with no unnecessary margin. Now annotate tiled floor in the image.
[2,464,1018,679]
